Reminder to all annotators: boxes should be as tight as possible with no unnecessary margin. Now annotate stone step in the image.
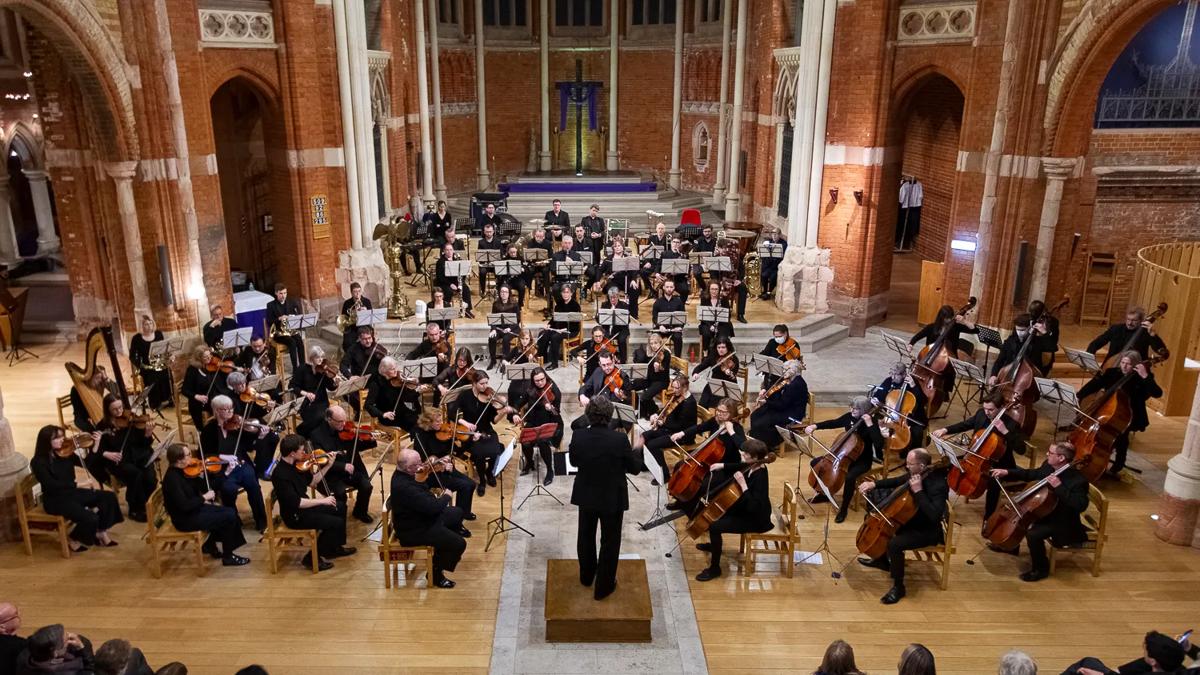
[799,323,850,352]
[507,174,649,185]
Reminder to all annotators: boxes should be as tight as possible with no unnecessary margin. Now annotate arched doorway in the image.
[884,73,966,326]
[210,76,289,292]
[6,128,57,259]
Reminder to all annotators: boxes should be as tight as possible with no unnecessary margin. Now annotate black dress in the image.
[452,393,506,482]
[130,331,171,409]
[88,421,158,517]
[696,352,740,408]
[30,452,122,546]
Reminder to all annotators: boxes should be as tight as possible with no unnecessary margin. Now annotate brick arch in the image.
[208,67,283,116]
[891,65,968,112]
[1043,0,1178,156]
[4,121,43,169]
[0,0,137,159]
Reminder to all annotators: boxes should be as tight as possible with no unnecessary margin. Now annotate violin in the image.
[912,296,977,417]
[222,414,274,435]
[654,393,682,428]
[684,455,776,539]
[946,403,1016,499]
[320,362,340,380]
[205,355,241,374]
[111,411,153,430]
[388,374,423,390]
[338,421,378,442]
[807,403,881,496]
[239,388,272,408]
[982,462,1072,549]
[435,419,474,446]
[182,456,227,477]
[750,371,792,413]
[1069,353,1167,482]
[414,455,453,482]
[775,336,802,361]
[295,449,342,473]
[604,369,625,399]
[855,459,949,560]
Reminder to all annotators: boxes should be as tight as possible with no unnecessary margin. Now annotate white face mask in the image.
[1016,329,1029,340]
[774,336,786,345]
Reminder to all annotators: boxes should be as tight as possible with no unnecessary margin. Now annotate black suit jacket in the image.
[569,425,641,513]
[1006,462,1089,544]
[389,470,453,538]
[875,468,949,538]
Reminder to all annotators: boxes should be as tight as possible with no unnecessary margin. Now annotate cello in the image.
[912,297,977,418]
[807,402,880,496]
[880,369,918,456]
[855,459,948,560]
[981,462,1071,550]
[666,431,730,502]
[684,454,776,539]
[992,298,1066,438]
[1069,353,1166,483]
[1099,302,1168,371]
[945,402,1016,500]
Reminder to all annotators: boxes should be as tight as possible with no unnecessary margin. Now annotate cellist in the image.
[749,359,809,452]
[803,396,884,523]
[1087,305,1168,363]
[932,390,1026,521]
[1076,350,1162,478]
[667,398,746,512]
[871,362,927,452]
[856,448,948,604]
[988,441,1088,582]
[692,439,776,583]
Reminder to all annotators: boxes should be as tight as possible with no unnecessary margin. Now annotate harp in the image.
[64,325,128,426]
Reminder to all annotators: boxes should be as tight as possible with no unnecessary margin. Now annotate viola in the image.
[684,456,775,539]
[808,405,880,496]
[604,369,625,398]
[339,421,377,442]
[183,456,227,477]
[856,459,948,560]
[982,462,1071,549]
[666,432,729,502]
[945,404,1015,500]
[912,296,977,418]
[1069,353,1166,482]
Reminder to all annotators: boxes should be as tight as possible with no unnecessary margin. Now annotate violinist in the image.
[651,278,686,356]
[487,284,521,369]
[129,315,171,410]
[291,345,340,435]
[760,324,803,389]
[856,448,949,604]
[987,313,1055,383]
[693,438,776,583]
[631,332,673,420]
[29,425,121,550]
[757,227,787,300]
[594,238,641,319]
[434,242,475,319]
[409,322,452,377]
[265,283,305,371]
[235,336,278,394]
[271,434,354,572]
[69,367,113,433]
[803,395,881,523]
[1087,305,1168,363]
[200,395,269,531]
[477,221,503,296]
[694,337,739,409]
[435,347,477,402]
[390,448,469,589]
[367,357,423,433]
[569,395,643,600]
[426,287,454,333]
[571,326,614,385]
[91,394,157,523]
[339,325,387,412]
[161,443,249,566]
[1076,350,1162,478]
[412,408,478,518]
[580,203,606,268]
[181,345,226,433]
[597,286,631,360]
[989,441,1088,582]
[451,372,516,496]
[339,282,373,350]
[872,362,928,452]
[578,351,632,414]
[908,303,977,392]
[505,327,538,366]
[224,372,278,479]
[698,280,733,358]
[509,367,563,486]
[497,244,527,308]
[537,283,581,369]
[306,405,375,524]
[202,303,239,349]
[640,374,697,481]
[932,390,1026,521]
[750,358,809,449]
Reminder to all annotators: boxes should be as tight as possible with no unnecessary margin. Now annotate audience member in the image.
[999,650,1038,675]
[94,638,152,675]
[1064,631,1190,674]
[814,639,865,675]
[14,624,93,674]
[898,644,937,675]
[0,602,26,675]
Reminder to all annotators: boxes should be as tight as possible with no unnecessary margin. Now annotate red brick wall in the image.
[898,76,963,263]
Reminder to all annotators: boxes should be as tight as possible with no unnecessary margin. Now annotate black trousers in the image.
[325,467,374,518]
[434,469,476,516]
[733,282,747,319]
[1026,522,1057,573]
[521,442,554,475]
[286,505,345,558]
[635,380,666,420]
[537,332,566,365]
[175,504,246,555]
[89,457,157,514]
[749,409,788,449]
[707,513,769,568]
[760,265,780,295]
[43,489,123,546]
[466,436,503,481]
[983,450,1017,520]
[396,506,466,574]
[641,429,677,479]
[273,335,305,371]
[884,527,943,587]
[1060,657,1117,675]
[439,282,473,310]
[138,368,172,409]
[578,508,623,597]
[1111,431,1131,472]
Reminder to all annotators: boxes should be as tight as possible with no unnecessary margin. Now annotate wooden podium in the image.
[543,558,652,643]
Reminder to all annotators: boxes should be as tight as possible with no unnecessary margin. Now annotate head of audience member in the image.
[95,638,150,675]
[997,650,1037,675]
[815,639,863,675]
[1143,631,1186,671]
[0,603,18,636]
[898,643,936,675]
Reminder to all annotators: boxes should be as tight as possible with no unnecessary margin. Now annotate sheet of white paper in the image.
[794,551,824,565]
[642,447,664,485]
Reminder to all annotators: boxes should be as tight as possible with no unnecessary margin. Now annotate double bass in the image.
[807,403,880,496]
[855,459,948,560]
[945,402,1016,500]
[1099,302,1168,371]
[981,462,1071,549]
[1069,353,1167,483]
[912,297,977,418]
[993,297,1068,438]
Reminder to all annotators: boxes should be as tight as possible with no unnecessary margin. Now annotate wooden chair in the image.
[145,487,205,577]
[55,395,79,432]
[378,509,434,588]
[1049,483,1108,577]
[739,482,802,578]
[561,331,583,367]
[14,473,71,558]
[264,491,320,574]
[905,500,956,590]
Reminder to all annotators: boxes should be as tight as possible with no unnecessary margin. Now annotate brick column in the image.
[1029,158,1076,302]
[606,0,619,172]
[104,162,152,319]
[0,385,30,544]
[668,8,684,189]
[539,0,551,172]
[474,0,490,189]
[1156,376,1200,546]
[722,0,747,220]
[429,0,448,201]
[22,170,59,255]
[710,0,731,204]
[0,179,19,266]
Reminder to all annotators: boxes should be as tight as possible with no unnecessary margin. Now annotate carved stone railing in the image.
[897,2,976,45]
[199,8,275,48]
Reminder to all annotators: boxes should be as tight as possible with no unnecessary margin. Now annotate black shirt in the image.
[202,318,239,349]
[266,298,302,333]
[271,460,312,523]
[161,466,208,526]
[389,470,453,538]
[873,468,949,536]
[129,331,164,369]
[1077,367,1163,432]
[1087,323,1168,360]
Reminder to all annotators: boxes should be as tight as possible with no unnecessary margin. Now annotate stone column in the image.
[1157,376,1200,547]
[0,179,20,266]
[668,8,684,189]
[428,0,448,201]
[711,0,732,204]
[1028,158,1076,302]
[332,0,364,248]
[414,0,436,202]
[803,0,836,249]
[0,386,30,544]
[722,0,748,220]
[539,0,551,172]
[22,170,59,255]
[606,0,619,172]
[347,0,380,233]
[105,162,153,320]
[786,0,825,246]
[474,0,490,189]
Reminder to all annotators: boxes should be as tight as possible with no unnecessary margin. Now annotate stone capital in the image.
[103,161,139,181]
[21,169,48,182]
[1041,157,1077,181]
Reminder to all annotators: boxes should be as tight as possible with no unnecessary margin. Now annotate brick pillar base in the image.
[775,246,831,314]
[336,246,392,307]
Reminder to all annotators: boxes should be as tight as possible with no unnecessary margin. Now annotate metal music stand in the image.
[758,242,785,260]
[331,375,370,402]
[949,357,987,408]
[619,363,649,380]
[776,424,817,512]
[505,362,540,381]
[248,374,280,392]
[551,311,584,328]
[611,255,640,274]
[554,260,588,284]
[791,434,844,576]
[703,256,732,275]
[1063,347,1101,376]
[145,429,179,468]
[487,312,520,351]
[659,258,689,276]
[426,307,459,328]
[265,397,304,427]
[1035,377,1080,441]
[640,245,664,263]
[597,308,631,334]
[975,325,1004,375]
[641,445,667,523]
[486,439,534,551]
[475,249,502,300]
[704,379,743,404]
[444,260,472,308]
[285,313,319,335]
[696,305,730,326]
[357,308,388,327]
[516,423,563,510]
[220,328,253,353]
[400,357,439,381]
[751,353,787,379]
[880,331,914,362]
[655,311,688,338]
[929,435,965,472]
[493,258,524,284]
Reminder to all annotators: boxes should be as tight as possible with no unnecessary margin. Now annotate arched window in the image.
[693,122,710,169]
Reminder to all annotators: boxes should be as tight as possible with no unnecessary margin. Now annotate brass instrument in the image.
[745,252,762,298]
[337,298,363,332]
[269,318,295,339]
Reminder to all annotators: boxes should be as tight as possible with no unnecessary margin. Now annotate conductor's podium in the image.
[544,558,652,643]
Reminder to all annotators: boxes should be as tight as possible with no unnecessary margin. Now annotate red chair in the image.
[680,208,702,227]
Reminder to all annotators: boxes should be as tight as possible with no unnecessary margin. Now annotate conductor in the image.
[569,395,642,600]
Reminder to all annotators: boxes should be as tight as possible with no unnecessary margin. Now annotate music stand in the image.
[704,379,743,404]
[357,308,388,327]
[521,247,549,264]
[696,305,730,325]
[444,260,472,306]
[331,375,369,402]
[475,249,501,266]
[619,363,649,380]
[285,313,319,334]
[145,429,179,468]
[949,357,987,408]
[493,258,523,280]
[426,307,459,327]
[640,245,664,262]
[1,288,33,366]
[641,445,667,522]
[1063,347,1101,376]
[703,256,732,275]
[554,260,587,284]
[880,331,914,361]
[400,357,439,381]
[486,439,535,551]
[656,311,688,335]
[611,404,641,457]
[791,435,843,575]
[1035,377,1080,440]
[597,308,631,333]
[975,325,1004,375]
[776,425,816,510]
[930,435,965,472]
[751,353,787,379]
[487,312,519,349]
[758,242,785,260]
[516,423,562,510]
[220,328,253,352]
[505,362,541,381]
[265,397,304,427]
[659,258,689,276]
[552,311,584,326]
[248,374,280,392]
